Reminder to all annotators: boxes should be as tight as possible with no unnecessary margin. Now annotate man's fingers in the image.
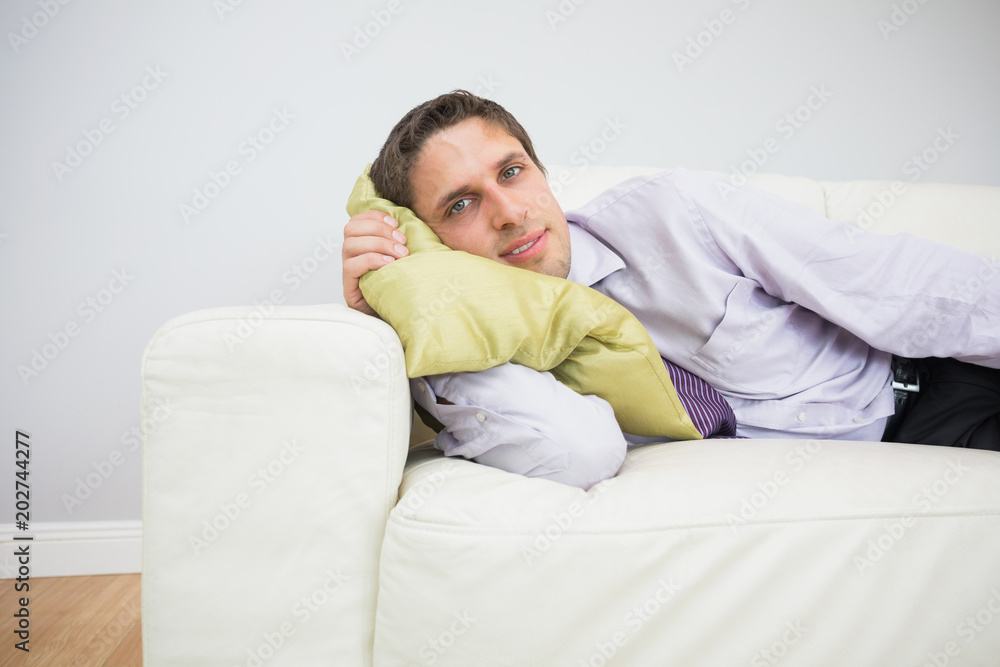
[344,218,402,241]
[344,212,405,243]
[343,212,407,261]
[342,210,409,316]
[342,234,408,265]
[343,250,397,280]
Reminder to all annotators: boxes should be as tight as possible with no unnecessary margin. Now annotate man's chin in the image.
[521,257,570,279]
[547,261,571,280]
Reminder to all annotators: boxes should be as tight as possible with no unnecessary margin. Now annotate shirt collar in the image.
[566,222,625,287]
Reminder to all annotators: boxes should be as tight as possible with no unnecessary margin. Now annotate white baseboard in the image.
[0,520,142,578]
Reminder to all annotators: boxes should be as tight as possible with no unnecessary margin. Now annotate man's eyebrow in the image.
[433,151,529,215]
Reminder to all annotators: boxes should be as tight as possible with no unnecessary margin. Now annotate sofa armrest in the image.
[142,304,409,667]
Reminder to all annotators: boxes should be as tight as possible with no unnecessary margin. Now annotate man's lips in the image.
[501,231,547,262]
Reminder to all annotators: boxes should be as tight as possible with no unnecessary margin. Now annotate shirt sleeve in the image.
[410,363,627,490]
[694,175,1000,368]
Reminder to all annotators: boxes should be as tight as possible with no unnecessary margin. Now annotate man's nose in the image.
[485,185,526,230]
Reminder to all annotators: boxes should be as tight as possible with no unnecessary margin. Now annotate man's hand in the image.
[342,210,408,316]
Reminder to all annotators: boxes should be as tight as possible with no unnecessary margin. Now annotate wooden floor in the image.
[0,574,141,667]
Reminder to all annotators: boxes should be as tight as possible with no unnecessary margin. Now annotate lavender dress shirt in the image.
[411,169,1000,488]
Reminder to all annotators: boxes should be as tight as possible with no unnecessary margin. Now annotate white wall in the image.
[1,0,997,526]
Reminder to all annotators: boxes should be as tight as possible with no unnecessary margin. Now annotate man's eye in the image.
[450,198,471,215]
[501,166,521,180]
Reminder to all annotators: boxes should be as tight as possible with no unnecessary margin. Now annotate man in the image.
[343,90,1000,489]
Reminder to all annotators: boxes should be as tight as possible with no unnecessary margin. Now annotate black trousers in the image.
[882,357,1000,450]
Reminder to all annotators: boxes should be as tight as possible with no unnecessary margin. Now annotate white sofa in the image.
[142,166,1000,666]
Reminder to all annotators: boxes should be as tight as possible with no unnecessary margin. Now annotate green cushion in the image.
[346,165,700,439]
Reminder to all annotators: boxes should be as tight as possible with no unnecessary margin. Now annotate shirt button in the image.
[796,411,806,422]
[476,412,487,423]
[853,416,864,423]
[417,382,426,392]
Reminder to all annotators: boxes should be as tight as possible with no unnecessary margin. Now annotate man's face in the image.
[409,118,571,279]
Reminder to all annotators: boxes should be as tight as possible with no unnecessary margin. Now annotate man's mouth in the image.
[501,231,547,262]
[509,238,538,255]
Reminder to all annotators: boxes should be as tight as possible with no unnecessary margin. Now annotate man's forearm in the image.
[411,363,627,490]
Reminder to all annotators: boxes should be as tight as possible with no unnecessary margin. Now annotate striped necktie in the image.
[661,359,739,438]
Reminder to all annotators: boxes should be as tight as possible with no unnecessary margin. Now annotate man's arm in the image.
[696,175,1000,367]
[412,364,627,490]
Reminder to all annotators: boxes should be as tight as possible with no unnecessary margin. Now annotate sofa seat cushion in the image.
[374,440,1000,666]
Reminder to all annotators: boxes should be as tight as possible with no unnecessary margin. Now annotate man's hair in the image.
[369,89,546,210]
